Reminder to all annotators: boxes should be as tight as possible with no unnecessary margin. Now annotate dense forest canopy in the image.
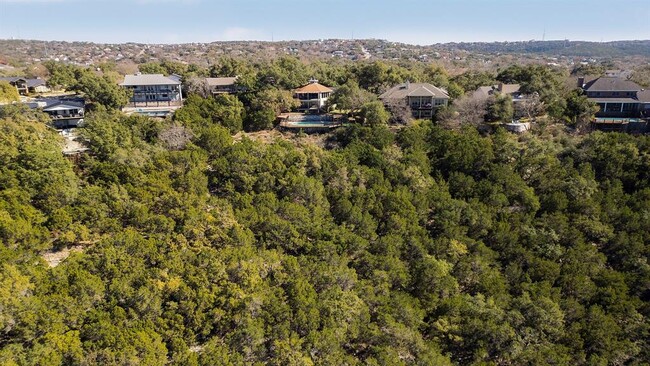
[0,51,649,365]
[1,83,649,365]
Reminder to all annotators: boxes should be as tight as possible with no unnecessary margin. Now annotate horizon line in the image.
[2,37,650,47]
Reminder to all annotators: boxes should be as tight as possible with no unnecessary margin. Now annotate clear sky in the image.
[0,0,648,45]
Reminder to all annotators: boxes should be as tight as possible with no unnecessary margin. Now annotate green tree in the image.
[326,80,376,113]
[74,69,131,109]
[360,101,389,127]
[486,93,514,122]
[0,81,19,103]
[564,89,598,131]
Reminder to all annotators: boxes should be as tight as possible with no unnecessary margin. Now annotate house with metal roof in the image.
[120,73,183,114]
[205,76,244,95]
[0,77,50,95]
[294,79,333,113]
[24,97,85,128]
[379,82,449,119]
[43,100,85,128]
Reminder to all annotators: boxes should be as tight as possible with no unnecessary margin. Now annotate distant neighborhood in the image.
[1,39,649,136]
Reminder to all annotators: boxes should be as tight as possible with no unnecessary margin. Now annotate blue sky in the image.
[0,0,648,44]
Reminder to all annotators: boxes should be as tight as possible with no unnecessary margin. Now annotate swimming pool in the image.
[594,118,643,123]
[279,114,342,130]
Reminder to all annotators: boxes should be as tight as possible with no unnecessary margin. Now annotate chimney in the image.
[405,80,410,89]
[498,83,504,92]
[577,77,585,88]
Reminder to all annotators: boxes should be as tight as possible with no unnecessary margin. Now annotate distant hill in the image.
[1,38,649,68]
[438,40,650,58]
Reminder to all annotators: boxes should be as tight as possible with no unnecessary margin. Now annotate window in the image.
[622,103,636,112]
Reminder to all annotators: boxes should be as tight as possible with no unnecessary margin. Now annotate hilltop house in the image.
[379,82,449,119]
[120,73,183,115]
[205,76,244,95]
[580,76,650,118]
[294,79,332,113]
[26,97,85,128]
[0,77,49,95]
[473,83,524,102]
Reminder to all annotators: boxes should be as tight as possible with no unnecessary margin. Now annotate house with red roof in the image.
[293,79,333,113]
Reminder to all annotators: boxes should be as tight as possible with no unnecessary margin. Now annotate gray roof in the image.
[636,89,650,103]
[583,77,641,92]
[0,76,47,88]
[0,76,23,83]
[379,82,449,100]
[43,100,84,111]
[473,83,521,99]
[120,74,181,86]
[206,76,237,87]
[26,79,47,88]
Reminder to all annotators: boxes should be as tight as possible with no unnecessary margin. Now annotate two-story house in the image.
[0,77,50,95]
[120,73,183,112]
[580,76,649,118]
[379,82,449,119]
[205,76,245,95]
[26,97,85,128]
[294,79,333,113]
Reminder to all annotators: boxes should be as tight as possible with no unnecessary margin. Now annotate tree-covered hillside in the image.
[1,105,649,365]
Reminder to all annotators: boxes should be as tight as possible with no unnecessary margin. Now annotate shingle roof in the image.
[120,74,181,86]
[583,77,641,92]
[206,76,238,87]
[379,83,449,100]
[294,82,333,93]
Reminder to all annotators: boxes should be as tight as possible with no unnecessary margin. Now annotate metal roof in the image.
[120,74,181,86]
[0,76,47,88]
[206,76,238,87]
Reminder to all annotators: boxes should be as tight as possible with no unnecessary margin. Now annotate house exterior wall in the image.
[406,96,448,119]
[587,91,637,98]
[295,92,330,112]
[127,84,182,103]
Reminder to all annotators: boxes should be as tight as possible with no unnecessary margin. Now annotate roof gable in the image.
[294,82,333,93]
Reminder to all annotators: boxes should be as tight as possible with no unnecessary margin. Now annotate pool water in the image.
[289,120,335,126]
[594,118,642,123]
